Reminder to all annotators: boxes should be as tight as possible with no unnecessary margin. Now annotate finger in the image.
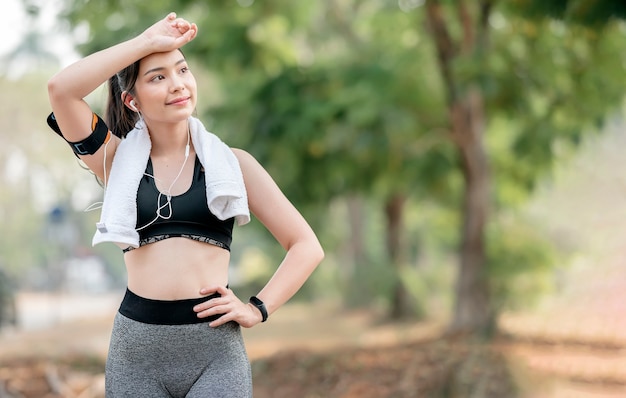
[196,303,229,319]
[200,285,231,296]
[174,19,188,31]
[192,296,223,313]
[196,308,217,318]
[209,313,233,328]
[193,301,209,313]
[199,285,220,296]
[166,12,177,21]
[193,288,231,313]
[214,285,232,296]
[180,29,196,44]
[194,304,214,316]
[188,24,198,40]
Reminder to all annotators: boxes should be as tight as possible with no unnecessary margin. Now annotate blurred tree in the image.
[190,2,454,319]
[58,0,450,319]
[1,0,60,77]
[422,0,626,336]
[46,0,626,337]
[0,72,112,288]
[0,267,17,327]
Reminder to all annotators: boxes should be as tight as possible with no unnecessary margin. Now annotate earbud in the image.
[129,100,138,112]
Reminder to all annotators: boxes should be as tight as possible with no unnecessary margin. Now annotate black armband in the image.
[47,112,111,156]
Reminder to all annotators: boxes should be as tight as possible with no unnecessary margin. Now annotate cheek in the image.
[188,79,198,103]
[185,72,197,88]
[189,79,198,95]
[136,87,164,107]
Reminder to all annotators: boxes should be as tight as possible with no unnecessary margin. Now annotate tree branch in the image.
[457,0,475,54]
[425,0,458,106]
[477,0,495,52]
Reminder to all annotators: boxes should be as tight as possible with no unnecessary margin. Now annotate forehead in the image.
[139,50,185,74]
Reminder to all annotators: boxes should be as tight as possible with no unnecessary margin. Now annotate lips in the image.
[166,96,191,105]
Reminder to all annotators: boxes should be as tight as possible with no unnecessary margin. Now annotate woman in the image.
[47,12,324,397]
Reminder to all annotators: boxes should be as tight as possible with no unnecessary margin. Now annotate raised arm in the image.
[47,12,197,180]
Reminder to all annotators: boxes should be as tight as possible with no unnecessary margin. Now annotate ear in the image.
[122,91,139,112]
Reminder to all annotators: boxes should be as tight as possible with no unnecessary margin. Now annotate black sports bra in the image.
[123,156,234,253]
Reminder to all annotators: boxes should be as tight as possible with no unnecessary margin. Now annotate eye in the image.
[180,66,190,73]
[150,75,165,82]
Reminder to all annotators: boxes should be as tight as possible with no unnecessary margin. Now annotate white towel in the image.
[92,116,250,249]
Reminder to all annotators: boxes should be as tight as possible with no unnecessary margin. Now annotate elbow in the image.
[296,238,324,270]
[47,75,62,103]
[313,241,325,266]
[47,73,69,105]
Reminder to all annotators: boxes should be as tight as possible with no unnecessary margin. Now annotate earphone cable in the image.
[135,125,191,231]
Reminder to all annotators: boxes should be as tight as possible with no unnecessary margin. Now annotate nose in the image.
[170,75,185,92]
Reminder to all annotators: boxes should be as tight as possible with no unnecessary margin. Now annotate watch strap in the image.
[249,296,268,322]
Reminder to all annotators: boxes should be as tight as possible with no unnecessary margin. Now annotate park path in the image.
[499,249,626,398]
[1,256,626,398]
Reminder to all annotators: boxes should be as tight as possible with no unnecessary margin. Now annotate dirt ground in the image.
[2,288,626,398]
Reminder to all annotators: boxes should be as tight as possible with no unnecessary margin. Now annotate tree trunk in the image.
[425,0,495,336]
[343,196,366,306]
[385,194,413,319]
[449,90,494,336]
[347,196,367,270]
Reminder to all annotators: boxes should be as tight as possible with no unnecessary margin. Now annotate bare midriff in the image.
[123,237,230,300]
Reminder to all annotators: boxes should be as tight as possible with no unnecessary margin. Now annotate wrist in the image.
[247,303,263,323]
[249,296,268,323]
[130,35,156,57]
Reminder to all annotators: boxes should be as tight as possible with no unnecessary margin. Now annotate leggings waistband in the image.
[118,288,222,325]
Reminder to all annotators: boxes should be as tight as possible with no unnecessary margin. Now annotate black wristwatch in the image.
[249,296,268,322]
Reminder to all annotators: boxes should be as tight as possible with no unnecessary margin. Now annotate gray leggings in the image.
[105,292,252,397]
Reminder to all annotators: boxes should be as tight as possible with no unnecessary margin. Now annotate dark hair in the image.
[106,60,141,138]
[106,49,187,138]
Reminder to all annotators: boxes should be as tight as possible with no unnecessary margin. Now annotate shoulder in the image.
[229,148,278,194]
[231,147,252,160]
[231,148,260,171]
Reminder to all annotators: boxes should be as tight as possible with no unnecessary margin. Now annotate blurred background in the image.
[1,0,626,397]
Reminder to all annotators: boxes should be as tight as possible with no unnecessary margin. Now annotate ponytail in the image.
[105,60,141,138]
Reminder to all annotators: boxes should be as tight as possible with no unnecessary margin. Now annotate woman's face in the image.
[131,50,197,124]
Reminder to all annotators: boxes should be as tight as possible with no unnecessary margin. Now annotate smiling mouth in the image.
[166,97,191,105]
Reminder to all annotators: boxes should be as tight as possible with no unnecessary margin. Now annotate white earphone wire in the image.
[135,125,191,231]
[83,138,111,213]
[83,121,191,235]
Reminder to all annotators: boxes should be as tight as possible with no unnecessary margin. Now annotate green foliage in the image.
[243,62,453,209]
[0,74,63,277]
[486,214,561,311]
[0,70,126,286]
[486,11,626,206]
[398,260,455,320]
[510,0,626,26]
[14,0,626,320]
